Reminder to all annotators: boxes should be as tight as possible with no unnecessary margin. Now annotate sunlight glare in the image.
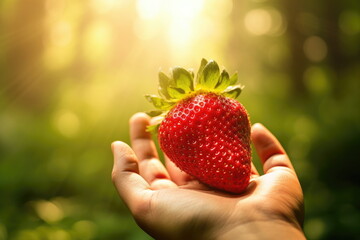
[44,39,75,70]
[134,0,205,59]
[168,0,204,55]
[45,0,66,21]
[133,19,159,40]
[83,20,112,62]
[91,0,123,14]
[169,0,204,19]
[50,21,72,47]
[204,0,233,18]
[136,0,162,20]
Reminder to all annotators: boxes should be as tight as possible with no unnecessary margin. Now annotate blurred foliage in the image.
[0,0,359,239]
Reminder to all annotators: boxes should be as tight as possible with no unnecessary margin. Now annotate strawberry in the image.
[145,59,251,193]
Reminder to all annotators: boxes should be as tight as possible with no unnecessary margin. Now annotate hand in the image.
[111,113,305,240]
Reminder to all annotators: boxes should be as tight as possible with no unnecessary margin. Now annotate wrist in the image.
[216,219,306,240]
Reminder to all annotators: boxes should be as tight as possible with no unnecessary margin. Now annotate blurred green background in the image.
[0,0,359,239]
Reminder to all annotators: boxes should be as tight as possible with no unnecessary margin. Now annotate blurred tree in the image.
[5,0,48,111]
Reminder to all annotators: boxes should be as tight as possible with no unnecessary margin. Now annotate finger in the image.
[251,123,295,173]
[130,113,172,184]
[262,154,294,175]
[165,156,194,185]
[111,141,150,210]
[130,112,158,160]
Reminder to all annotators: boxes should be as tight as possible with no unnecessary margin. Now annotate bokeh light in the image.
[339,10,360,35]
[33,200,64,223]
[303,36,328,62]
[53,110,80,138]
[244,9,272,35]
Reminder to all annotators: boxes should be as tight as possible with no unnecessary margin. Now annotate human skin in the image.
[111,113,305,240]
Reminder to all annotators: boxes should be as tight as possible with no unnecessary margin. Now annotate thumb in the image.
[251,123,295,174]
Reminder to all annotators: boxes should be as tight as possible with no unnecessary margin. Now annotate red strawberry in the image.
[145,59,251,193]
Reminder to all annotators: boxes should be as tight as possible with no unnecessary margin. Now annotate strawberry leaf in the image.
[158,72,172,99]
[158,86,170,99]
[145,110,164,117]
[167,87,185,99]
[159,71,172,87]
[201,60,220,90]
[215,69,230,91]
[172,67,193,93]
[145,94,174,110]
[195,58,208,88]
[229,72,238,85]
[222,85,243,99]
[146,124,160,134]
[188,68,195,79]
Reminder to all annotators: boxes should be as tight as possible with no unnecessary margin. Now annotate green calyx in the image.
[145,59,244,132]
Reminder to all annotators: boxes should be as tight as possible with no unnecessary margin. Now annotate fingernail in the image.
[252,123,264,129]
[111,141,121,152]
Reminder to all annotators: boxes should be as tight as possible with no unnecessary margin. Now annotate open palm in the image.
[112,113,305,240]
